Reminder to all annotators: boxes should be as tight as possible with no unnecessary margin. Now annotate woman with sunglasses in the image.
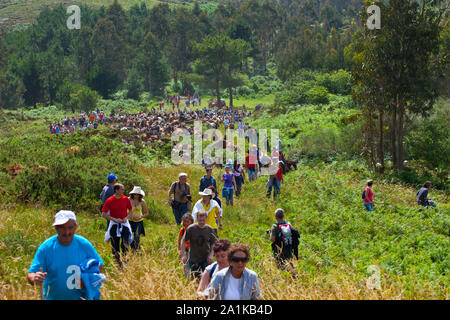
[202,243,261,300]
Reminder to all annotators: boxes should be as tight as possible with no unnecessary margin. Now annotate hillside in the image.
[0,0,448,301]
[0,0,214,27]
[0,106,448,300]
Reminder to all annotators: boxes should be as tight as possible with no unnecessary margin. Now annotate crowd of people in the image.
[27,100,440,301]
[49,94,251,141]
[49,109,107,134]
[26,164,440,301]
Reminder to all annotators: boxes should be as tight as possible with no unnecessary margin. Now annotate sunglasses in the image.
[231,256,249,263]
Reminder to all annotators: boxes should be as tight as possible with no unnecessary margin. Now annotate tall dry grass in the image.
[0,164,448,300]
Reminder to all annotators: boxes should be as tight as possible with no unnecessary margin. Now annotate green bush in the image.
[406,113,450,171]
[306,85,330,104]
[1,131,147,211]
[316,70,351,95]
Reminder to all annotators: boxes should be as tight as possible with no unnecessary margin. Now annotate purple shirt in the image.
[223,173,234,188]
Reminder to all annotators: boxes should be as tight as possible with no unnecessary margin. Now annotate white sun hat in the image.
[130,186,145,196]
[199,188,215,198]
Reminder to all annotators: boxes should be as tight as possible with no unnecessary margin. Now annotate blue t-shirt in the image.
[29,234,103,300]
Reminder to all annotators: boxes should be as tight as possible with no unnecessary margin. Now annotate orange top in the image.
[179,227,190,250]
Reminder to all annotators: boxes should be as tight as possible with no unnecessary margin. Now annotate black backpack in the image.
[362,190,366,199]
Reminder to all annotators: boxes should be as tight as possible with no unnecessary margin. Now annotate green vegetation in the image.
[0,0,448,300]
[0,117,448,299]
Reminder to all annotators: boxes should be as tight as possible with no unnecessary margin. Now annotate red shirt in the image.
[364,186,374,203]
[276,164,283,182]
[246,154,257,169]
[102,195,132,219]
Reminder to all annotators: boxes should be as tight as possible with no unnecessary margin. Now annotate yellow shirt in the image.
[194,200,220,229]
[130,205,143,222]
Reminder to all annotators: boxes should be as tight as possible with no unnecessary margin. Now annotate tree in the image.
[238,0,281,72]
[136,32,169,97]
[191,34,250,105]
[67,85,100,112]
[146,3,170,49]
[89,18,126,97]
[106,0,129,36]
[0,26,8,109]
[352,0,448,171]
[166,7,199,88]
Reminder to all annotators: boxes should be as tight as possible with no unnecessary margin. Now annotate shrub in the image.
[316,70,351,95]
[1,131,147,211]
[306,85,330,104]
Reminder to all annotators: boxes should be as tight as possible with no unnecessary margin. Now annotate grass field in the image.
[0,101,448,300]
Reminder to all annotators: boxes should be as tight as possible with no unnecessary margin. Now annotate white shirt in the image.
[223,274,242,300]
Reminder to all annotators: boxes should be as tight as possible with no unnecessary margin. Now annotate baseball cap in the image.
[179,172,187,178]
[53,210,77,226]
[107,173,117,182]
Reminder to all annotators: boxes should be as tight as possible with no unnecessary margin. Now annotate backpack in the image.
[362,190,366,199]
[208,263,218,278]
[278,223,293,245]
[273,221,300,260]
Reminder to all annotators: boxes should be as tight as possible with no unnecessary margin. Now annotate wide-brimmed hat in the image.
[199,188,214,198]
[130,186,145,196]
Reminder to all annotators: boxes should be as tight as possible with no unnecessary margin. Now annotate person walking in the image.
[246,146,258,182]
[102,184,133,268]
[220,164,237,206]
[266,158,283,200]
[180,210,217,280]
[99,173,118,228]
[199,167,217,192]
[233,160,246,198]
[197,239,231,299]
[202,243,261,300]
[178,213,194,259]
[168,173,192,225]
[27,210,105,300]
[193,188,222,236]
[269,208,299,279]
[362,180,375,211]
[128,186,149,252]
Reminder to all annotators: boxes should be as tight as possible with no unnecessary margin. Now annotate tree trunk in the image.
[368,107,376,169]
[215,76,220,106]
[377,107,385,173]
[228,86,233,107]
[396,100,405,170]
[391,100,397,169]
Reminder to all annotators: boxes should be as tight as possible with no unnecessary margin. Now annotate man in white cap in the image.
[168,172,191,225]
[27,210,104,300]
